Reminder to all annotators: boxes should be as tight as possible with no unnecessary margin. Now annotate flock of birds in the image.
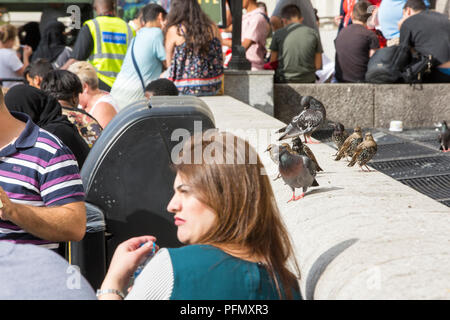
[267,96,450,203]
[266,95,379,203]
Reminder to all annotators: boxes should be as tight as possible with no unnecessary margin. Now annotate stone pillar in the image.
[224,70,275,116]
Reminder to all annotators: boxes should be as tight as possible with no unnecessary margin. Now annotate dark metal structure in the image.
[71,96,216,289]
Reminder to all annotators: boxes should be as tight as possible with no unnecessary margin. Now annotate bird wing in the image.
[348,141,364,167]
[303,145,323,171]
[309,98,326,118]
[279,110,324,140]
[335,133,354,159]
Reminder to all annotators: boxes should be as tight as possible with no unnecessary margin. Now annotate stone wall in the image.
[274,83,450,128]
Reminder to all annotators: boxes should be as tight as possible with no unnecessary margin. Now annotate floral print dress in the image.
[167,28,224,96]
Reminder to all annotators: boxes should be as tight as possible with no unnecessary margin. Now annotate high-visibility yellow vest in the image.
[85,16,135,88]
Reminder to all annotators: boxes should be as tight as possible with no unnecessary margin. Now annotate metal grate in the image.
[399,174,450,202]
[439,200,450,207]
[369,156,450,179]
[372,142,438,161]
[315,127,450,207]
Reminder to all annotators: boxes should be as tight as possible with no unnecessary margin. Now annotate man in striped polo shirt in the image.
[0,87,86,250]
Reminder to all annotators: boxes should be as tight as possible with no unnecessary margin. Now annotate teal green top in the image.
[168,244,301,300]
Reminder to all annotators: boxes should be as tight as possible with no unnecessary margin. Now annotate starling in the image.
[438,121,450,152]
[292,136,323,172]
[331,122,349,152]
[348,132,378,171]
[335,126,363,161]
[279,144,319,202]
[277,96,326,144]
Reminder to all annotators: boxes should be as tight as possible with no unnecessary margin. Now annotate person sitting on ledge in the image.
[334,0,380,83]
[398,0,450,83]
[269,4,322,83]
[97,132,302,300]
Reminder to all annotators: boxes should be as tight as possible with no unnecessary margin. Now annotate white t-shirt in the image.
[0,48,23,88]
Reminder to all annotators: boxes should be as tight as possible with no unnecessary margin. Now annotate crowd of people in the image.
[0,0,448,300]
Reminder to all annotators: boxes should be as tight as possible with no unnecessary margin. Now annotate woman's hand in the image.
[99,235,158,299]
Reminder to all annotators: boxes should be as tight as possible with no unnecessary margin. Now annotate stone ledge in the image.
[274,83,450,128]
[201,95,450,299]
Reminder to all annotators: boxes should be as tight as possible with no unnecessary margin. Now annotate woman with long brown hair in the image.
[98,132,301,300]
[163,0,224,96]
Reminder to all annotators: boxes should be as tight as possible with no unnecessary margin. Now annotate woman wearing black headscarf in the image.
[32,21,73,69]
[4,85,90,168]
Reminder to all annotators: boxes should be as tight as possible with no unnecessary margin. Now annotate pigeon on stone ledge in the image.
[277,96,326,144]
[279,144,319,202]
[335,126,363,161]
[348,132,378,171]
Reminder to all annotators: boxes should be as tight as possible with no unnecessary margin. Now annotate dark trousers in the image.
[424,68,450,83]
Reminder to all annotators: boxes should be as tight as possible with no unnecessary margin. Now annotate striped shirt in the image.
[0,112,85,249]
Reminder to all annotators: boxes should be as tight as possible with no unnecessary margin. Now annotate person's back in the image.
[270,5,322,83]
[111,4,167,110]
[63,0,135,91]
[127,245,301,300]
[335,1,380,83]
[273,24,320,83]
[378,0,430,43]
[400,10,450,66]
[399,2,450,83]
[0,242,96,300]
[164,0,223,96]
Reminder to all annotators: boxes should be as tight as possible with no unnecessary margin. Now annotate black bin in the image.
[70,96,216,289]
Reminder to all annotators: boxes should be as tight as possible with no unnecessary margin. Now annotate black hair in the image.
[142,3,167,24]
[27,58,54,79]
[280,4,302,20]
[404,0,427,11]
[41,70,82,102]
[145,79,179,96]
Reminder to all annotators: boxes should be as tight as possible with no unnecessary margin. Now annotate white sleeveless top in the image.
[90,93,120,115]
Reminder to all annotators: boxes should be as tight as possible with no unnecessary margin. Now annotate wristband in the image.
[96,288,125,299]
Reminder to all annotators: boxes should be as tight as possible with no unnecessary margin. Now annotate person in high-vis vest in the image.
[62,0,135,92]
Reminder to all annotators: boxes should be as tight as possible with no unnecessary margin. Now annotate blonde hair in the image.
[68,61,99,90]
[174,132,301,299]
[0,24,17,44]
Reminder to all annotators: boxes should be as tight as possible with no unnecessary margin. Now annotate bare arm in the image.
[270,51,278,63]
[91,102,117,129]
[0,187,86,242]
[164,26,179,68]
[61,58,78,70]
[15,45,32,76]
[242,38,254,51]
[315,53,323,70]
